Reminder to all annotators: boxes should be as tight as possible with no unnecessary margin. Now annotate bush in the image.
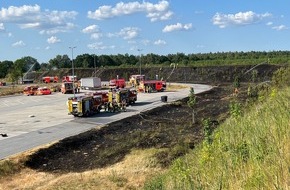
[271,66,290,87]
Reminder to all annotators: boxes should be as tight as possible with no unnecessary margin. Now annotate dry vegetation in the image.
[1,149,164,190]
[0,82,247,189]
[0,85,24,96]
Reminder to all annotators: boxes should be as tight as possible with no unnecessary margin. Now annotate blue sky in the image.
[0,0,289,63]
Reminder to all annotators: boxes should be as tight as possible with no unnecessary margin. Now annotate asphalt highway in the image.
[0,83,212,160]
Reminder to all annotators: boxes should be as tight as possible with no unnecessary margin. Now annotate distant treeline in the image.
[1,50,290,82]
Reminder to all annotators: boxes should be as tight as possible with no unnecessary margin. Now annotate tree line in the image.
[1,50,290,82]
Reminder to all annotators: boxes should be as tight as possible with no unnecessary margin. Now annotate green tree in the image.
[12,56,40,82]
[0,60,13,78]
[7,60,24,84]
[21,56,40,71]
[39,63,49,71]
[75,54,95,68]
[48,55,71,69]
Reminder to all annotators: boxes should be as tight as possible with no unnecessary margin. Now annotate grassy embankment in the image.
[144,68,290,189]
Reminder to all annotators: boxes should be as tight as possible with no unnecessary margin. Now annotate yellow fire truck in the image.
[67,94,103,117]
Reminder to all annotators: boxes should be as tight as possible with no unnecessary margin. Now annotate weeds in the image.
[0,160,21,177]
[271,66,290,87]
[202,118,214,144]
[144,67,290,189]
[229,101,242,118]
[108,170,128,187]
[154,141,191,168]
[143,174,166,190]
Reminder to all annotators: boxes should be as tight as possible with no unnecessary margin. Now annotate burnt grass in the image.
[24,83,249,173]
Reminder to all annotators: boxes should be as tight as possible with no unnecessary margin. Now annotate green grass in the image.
[145,86,290,189]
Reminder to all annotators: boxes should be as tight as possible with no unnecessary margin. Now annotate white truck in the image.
[80,77,102,90]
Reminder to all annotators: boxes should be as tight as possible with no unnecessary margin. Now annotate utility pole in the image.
[137,49,143,76]
[69,46,76,98]
[94,54,96,77]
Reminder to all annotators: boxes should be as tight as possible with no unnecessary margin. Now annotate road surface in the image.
[0,83,212,160]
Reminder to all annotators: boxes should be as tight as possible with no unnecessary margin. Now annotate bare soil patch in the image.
[24,82,249,173]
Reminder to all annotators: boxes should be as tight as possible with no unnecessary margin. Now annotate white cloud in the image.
[162,23,192,32]
[184,23,193,30]
[107,28,140,39]
[82,25,103,40]
[0,4,40,20]
[0,4,77,34]
[118,27,140,40]
[20,22,41,29]
[45,46,50,50]
[266,22,273,26]
[91,33,103,40]
[212,11,272,28]
[12,40,25,47]
[272,25,288,31]
[87,42,115,50]
[82,25,99,33]
[39,23,75,35]
[0,23,4,31]
[88,0,173,22]
[47,36,61,44]
[154,39,166,45]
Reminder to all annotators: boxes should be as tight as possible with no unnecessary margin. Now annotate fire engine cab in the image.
[62,75,77,82]
[129,74,145,87]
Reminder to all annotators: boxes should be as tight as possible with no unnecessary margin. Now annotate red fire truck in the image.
[138,80,166,93]
[42,76,59,83]
[109,78,126,88]
[23,85,39,96]
[62,75,77,82]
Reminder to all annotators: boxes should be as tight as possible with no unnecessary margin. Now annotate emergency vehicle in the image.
[23,85,39,96]
[128,88,137,104]
[109,78,126,88]
[62,75,77,82]
[67,88,137,117]
[42,76,59,83]
[129,74,145,87]
[107,89,128,112]
[138,80,166,93]
[68,94,103,117]
[61,82,74,94]
[36,87,52,95]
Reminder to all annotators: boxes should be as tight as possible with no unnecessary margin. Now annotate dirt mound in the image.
[24,83,248,173]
